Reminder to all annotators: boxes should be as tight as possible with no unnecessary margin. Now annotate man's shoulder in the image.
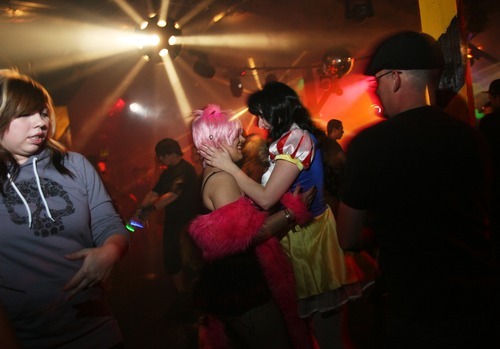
[175,159,199,186]
[351,119,390,143]
[321,137,340,149]
[179,158,197,174]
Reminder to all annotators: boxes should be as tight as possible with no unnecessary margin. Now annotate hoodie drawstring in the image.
[8,157,55,229]
[33,157,55,223]
[7,173,32,228]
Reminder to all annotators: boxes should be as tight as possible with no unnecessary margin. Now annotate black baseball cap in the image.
[483,79,500,95]
[365,31,445,76]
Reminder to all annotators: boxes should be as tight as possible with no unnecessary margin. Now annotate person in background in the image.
[190,104,316,349]
[0,69,130,348]
[337,31,500,348]
[131,138,201,317]
[240,133,270,183]
[478,78,500,261]
[201,82,378,349]
[322,119,346,217]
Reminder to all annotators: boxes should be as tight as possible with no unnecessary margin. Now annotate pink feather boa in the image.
[189,196,315,349]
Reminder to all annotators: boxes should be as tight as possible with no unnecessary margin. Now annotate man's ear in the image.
[392,72,402,93]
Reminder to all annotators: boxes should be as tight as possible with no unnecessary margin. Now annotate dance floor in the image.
[106,214,385,349]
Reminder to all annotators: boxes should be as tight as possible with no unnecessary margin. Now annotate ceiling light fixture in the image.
[136,14,182,63]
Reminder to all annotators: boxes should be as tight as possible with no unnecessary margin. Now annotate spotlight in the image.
[345,0,374,21]
[136,14,182,62]
[230,77,243,98]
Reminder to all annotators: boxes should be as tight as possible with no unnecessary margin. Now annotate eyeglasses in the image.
[374,70,402,82]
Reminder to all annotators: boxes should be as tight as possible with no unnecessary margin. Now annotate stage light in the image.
[129,102,147,117]
[230,77,243,97]
[137,14,182,62]
[345,0,374,21]
[97,161,107,174]
[129,102,141,113]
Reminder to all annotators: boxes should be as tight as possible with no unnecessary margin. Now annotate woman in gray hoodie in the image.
[0,69,130,349]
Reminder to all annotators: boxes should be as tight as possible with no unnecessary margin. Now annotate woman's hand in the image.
[63,236,127,299]
[295,185,317,209]
[199,144,239,174]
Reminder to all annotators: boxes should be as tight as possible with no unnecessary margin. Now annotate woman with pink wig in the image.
[189,104,317,349]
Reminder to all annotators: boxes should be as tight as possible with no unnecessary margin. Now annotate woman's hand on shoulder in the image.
[199,144,238,175]
[294,184,317,209]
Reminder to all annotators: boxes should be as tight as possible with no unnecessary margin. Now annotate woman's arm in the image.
[253,185,316,243]
[252,209,293,243]
[201,145,300,210]
[203,172,316,244]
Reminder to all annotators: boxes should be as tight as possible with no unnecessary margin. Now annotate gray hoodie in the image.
[0,149,129,348]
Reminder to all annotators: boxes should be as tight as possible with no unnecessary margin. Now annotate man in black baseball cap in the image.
[365,31,445,76]
[363,31,445,118]
[479,77,500,268]
[338,31,500,348]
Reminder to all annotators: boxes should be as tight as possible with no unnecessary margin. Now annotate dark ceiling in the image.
[0,0,498,107]
[0,0,422,104]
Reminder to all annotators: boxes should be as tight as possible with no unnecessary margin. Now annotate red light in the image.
[240,70,246,76]
[109,98,126,116]
[97,161,107,173]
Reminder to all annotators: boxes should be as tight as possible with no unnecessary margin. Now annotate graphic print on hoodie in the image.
[5,176,75,237]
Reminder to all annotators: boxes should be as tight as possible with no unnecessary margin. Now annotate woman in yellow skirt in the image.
[201,82,378,348]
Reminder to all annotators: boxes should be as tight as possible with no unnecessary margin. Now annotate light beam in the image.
[75,57,147,150]
[111,0,146,27]
[158,0,170,27]
[160,55,191,121]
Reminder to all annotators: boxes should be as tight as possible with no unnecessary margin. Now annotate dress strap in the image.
[201,171,222,194]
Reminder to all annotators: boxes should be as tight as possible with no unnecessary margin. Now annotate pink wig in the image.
[191,104,242,151]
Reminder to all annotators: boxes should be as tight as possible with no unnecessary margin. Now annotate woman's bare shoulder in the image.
[203,170,243,209]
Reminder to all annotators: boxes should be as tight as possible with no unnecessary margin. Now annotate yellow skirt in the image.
[280,206,378,300]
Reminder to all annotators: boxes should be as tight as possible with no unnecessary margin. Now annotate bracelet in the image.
[284,208,293,225]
